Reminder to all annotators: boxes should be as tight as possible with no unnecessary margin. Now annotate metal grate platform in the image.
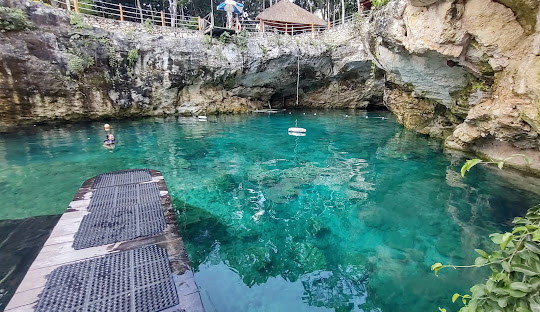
[35,245,179,312]
[92,170,152,189]
[73,181,165,250]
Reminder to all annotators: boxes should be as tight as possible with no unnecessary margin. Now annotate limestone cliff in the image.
[0,0,382,125]
[1,0,540,174]
[366,0,540,173]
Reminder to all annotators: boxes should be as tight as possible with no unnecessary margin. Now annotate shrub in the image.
[202,35,212,48]
[434,156,539,312]
[372,0,389,8]
[127,49,138,67]
[218,32,232,44]
[70,13,89,29]
[67,53,94,76]
[144,19,154,32]
[235,29,249,51]
[0,7,33,31]
[78,0,97,15]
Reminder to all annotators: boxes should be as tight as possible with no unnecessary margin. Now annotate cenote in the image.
[0,110,539,312]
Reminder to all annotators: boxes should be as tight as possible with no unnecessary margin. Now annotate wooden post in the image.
[161,11,165,26]
[285,23,287,34]
[260,20,264,32]
[328,21,330,30]
[73,0,79,13]
[65,0,71,11]
[119,4,124,21]
[198,16,201,31]
[311,23,314,33]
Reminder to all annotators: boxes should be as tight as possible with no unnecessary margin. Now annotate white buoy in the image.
[197,116,207,120]
[288,131,306,137]
[288,127,306,133]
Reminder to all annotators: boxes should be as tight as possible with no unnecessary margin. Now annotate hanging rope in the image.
[296,55,300,106]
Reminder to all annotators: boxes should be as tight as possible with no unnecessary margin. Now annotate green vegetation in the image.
[260,44,268,58]
[471,81,490,92]
[127,49,139,68]
[78,0,97,15]
[434,156,539,312]
[144,19,154,32]
[187,17,199,30]
[0,7,33,31]
[66,48,94,76]
[235,30,249,51]
[372,0,390,8]
[218,32,232,44]
[202,34,212,48]
[69,13,89,30]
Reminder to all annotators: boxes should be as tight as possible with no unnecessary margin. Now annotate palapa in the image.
[256,0,327,26]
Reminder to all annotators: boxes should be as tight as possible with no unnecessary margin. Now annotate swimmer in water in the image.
[104,133,115,148]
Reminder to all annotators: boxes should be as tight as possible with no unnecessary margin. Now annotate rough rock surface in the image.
[1,0,540,174]
[0,0,382,125]
[366,0,540,174]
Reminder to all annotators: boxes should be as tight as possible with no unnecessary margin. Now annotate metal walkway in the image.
[5,169,204,312]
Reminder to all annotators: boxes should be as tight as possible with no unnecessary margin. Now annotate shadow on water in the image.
[0,215,60,311]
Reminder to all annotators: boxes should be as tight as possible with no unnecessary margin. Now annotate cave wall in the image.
[365,0,540,173]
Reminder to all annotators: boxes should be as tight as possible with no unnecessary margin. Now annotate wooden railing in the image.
[51,0,199,29]
[51,0,367,35]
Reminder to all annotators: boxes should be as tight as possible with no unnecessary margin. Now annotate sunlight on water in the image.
[0,110,538,311]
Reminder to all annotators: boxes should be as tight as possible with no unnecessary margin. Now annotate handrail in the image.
[50,0,368,35]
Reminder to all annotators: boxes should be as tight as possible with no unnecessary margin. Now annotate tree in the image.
[169,0,177,27]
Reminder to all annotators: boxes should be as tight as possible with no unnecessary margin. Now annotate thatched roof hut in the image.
[256,0,327,34]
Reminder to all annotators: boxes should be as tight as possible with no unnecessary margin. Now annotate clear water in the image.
[0,110,538,312]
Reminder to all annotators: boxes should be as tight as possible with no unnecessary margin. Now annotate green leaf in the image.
[512,226,529,234]
[461,159,483,177]
[475,249,489,258]
[493,272,506,282]
[475,256,489,266]
[529,277,540,288]
[452,293,460,303]
[506,289,527,298]
[438,308,447,312]
[431,263,443,276]
[529,301,540,312]
[512,264,537,276]
[497,161,504,169]
[486,279,496,292]
[500,233,513,250]
[509,282,530,292]
[524,241,540,254]
[490,233,503,244]
[497,296,508,308]
[516,307,529,312]
[533,229,540,241]
[501,261,511,272]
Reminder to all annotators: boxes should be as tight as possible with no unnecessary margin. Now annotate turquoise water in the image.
[0,110,539,311]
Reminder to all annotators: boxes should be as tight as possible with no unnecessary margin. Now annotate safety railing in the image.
[51,0,200,29]
[50,0,367,35]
